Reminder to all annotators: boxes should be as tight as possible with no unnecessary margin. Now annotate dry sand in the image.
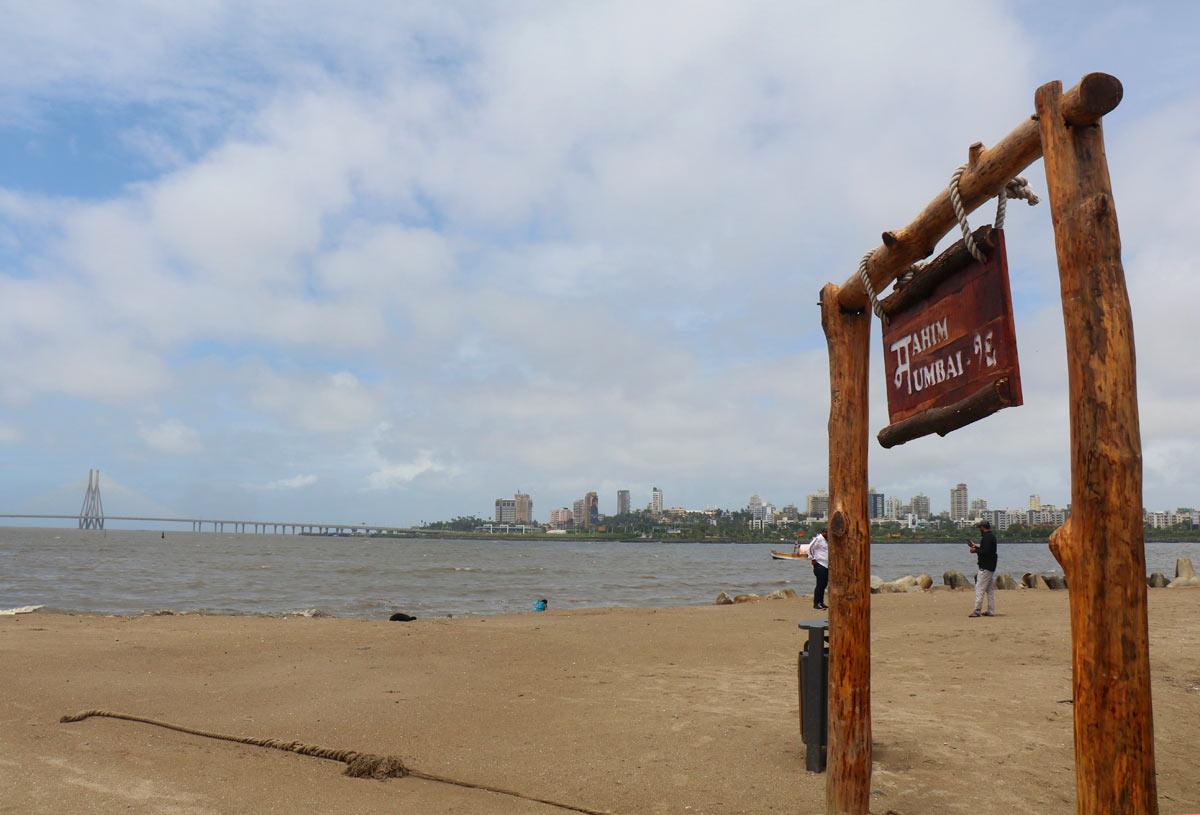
[2,589,1198,814]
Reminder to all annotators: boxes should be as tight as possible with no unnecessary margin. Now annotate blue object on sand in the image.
[533,598,547,612]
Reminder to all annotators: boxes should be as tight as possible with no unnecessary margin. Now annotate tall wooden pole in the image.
[820,283,871,815]
[1037,80,1158,813]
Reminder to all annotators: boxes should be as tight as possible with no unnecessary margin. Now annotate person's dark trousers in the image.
[812,562,829,608]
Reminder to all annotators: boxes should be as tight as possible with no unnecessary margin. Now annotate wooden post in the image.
[1037,80,1158,813]
[820,283,871,815]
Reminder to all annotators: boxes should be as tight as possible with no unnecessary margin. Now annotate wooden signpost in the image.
[878,225,1023,448]
[818,73,1157,814]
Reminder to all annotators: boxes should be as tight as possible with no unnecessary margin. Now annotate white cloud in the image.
[139,418,202,454]
[260,473,318,490]
[367,451,448,490]
[0,274,171,402]
[1,2,1198,523]
[251,370,382,434]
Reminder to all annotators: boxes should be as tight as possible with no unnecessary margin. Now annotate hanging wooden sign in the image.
[877,225,1022,448]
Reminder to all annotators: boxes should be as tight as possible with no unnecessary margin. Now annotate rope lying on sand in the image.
[61,709,611,815]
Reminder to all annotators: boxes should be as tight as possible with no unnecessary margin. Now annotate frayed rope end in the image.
[343,754,409,780]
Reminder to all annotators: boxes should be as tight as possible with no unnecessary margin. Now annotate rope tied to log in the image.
[950,165,1040,262]
[995,176,1039,229]
[856,251,884,319]
[859,169,1038,320]
[60,709,612,815]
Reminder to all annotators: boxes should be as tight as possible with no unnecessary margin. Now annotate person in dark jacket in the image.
[968,520,998,617]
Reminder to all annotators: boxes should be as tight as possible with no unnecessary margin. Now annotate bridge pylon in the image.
[79,469,105,530]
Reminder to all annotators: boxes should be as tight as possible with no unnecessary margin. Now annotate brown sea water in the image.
[2,526,1197,618]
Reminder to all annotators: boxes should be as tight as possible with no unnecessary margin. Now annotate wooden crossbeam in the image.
[836,73,1122,314]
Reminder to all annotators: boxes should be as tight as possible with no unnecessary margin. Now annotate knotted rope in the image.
[859,168,1040,318]
[61,709,611,815]
[856,251,884,319]
[949,166,1040,262]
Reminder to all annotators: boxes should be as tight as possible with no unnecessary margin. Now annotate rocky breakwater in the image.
[715,588,798,605]
[870,574,931,593]
[944,571,1024,590]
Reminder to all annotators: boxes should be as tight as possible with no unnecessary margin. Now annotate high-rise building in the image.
[1029,494,1041,511]
[650,487,664,515]
[616,489,631,516]
[806,490,829,519]
[495,498,516,523]
[514,493,532,525]
[969,498,988,517]
[748,494,768,522]
[867,487,884,520]
[1028,504,1067,527]
[884,496,902,521]
[986,508,1014,531]
[575,491,599,528]
[549,507,573,527]
[911,494,931,520]
[950,483,969,521]
[497,493,532,524]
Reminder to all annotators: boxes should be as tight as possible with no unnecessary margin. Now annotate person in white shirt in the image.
[808,528,829,610]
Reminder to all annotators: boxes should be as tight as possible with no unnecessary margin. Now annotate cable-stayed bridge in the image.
[0,470,427,537]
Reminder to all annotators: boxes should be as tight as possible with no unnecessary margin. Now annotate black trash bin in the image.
[797,618,829,772]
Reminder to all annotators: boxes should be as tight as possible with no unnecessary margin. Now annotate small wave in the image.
[0,604,45,615]
[286,608,332,618]
[410,566,481,575]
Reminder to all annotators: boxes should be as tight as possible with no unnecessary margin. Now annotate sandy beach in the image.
[2,589,1197,814]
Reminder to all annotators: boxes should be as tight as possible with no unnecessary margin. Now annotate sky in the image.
[1,1,1198,526]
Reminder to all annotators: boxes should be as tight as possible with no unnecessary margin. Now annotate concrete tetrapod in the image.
[1021,573,1050,590]
[1167,557,1200,589]
[942,571,973,590]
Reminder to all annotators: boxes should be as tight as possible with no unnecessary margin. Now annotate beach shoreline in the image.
[3,590,1197,814]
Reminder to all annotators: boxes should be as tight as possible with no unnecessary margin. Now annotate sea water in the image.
[2,527,1197,618]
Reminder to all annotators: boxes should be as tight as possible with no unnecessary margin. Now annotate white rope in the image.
[996,176,1039,229]
[949,165,988,263]
[857,251,884,319]
[861,168,1039,318]
[949,165,1040,261]
[897,260,925,288]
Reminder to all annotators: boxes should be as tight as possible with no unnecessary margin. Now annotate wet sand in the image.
[2,589,1197,814]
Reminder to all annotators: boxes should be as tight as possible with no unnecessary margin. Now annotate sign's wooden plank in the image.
[880,229,1022,435]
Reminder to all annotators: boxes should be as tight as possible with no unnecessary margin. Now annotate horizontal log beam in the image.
[879,225,994,319]
[837,72,1122,314]
[877,378,1012,449]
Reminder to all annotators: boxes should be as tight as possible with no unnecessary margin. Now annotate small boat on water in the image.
[770,549,808,561]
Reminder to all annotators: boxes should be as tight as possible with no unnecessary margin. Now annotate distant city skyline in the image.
[480,479,1188,527]
[1,469,1192,533]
